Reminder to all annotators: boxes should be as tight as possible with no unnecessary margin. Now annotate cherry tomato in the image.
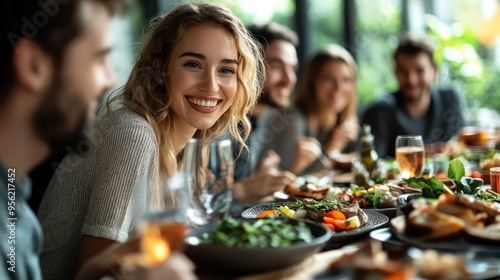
[470,171,483,179]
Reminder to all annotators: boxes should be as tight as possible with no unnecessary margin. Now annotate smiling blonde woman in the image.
[37,3,264,279]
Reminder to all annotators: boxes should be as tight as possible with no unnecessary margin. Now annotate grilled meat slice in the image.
[303,198,327,222]
[284,183,328,200]
[338,203,368,226]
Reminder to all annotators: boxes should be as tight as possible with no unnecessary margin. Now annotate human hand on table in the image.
[75,239,197,280]
[254,150,281,174]
[234,150,296,203]
[325,120,360,153]
[121,251,197,280]
[289,137,323,175]
[425,142,445,156]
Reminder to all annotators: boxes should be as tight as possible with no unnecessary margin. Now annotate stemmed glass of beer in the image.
[395,135,425,179]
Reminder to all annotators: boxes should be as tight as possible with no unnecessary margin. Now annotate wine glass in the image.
[183,138,234,226]
[139,173,190,265]
[395,135,425,179]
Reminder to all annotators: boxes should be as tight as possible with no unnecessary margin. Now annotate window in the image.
[308,0,343,51]
[207,0,295,28]
[356,0,402,109]
[421,0,500,123]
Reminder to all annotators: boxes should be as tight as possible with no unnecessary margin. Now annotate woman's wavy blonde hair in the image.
[102,3,264,178]
[294,44,358,134]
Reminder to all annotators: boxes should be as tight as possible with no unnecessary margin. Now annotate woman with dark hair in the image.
[38,3,265,279]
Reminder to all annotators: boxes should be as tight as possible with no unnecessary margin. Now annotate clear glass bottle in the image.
[360,124,379,176]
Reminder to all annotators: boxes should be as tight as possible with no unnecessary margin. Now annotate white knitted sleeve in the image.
[81,122,158,242]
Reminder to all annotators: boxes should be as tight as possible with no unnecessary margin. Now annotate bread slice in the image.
[464,223,500,245]
[435,203,482,227]
[405,208,465,241]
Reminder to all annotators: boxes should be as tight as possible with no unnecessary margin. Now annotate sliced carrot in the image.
[333,219,348,231]
[256,210,276,218]
[323,216,335,224]
[323,223,335,232]
[325,210,346,220]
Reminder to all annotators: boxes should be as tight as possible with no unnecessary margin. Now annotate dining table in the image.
[209,180,500,280]
[195,146,500,279]
[202,192,383,280]
[237,243,363,280]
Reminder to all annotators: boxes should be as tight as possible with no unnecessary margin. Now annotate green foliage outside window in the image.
[204,0,294,28]
[309,0,342,51]
[425,15,500,121]
[356,0,401,111]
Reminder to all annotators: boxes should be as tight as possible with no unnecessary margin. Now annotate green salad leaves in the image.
[350,184,382,208]
[447,158,484,195]
[404,176,454,199]
[404,158,490,200]
[202,217,314,248]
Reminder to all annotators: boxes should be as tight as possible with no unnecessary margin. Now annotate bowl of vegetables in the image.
[184,217,332,274]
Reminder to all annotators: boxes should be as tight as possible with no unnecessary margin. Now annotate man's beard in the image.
[33,80,101,157]
[402,86,427,103]
[258,91,288,109]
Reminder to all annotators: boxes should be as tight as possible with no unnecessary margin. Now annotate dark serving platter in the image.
[185,218,332,275]
[241,202,389,243]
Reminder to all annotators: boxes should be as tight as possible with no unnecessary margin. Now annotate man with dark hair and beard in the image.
[230,22,333,203]
[231,22,299,203]
[248,22,299,112]
[361,34,464,158]
[244,23,327,178]
[0,1,195,279]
